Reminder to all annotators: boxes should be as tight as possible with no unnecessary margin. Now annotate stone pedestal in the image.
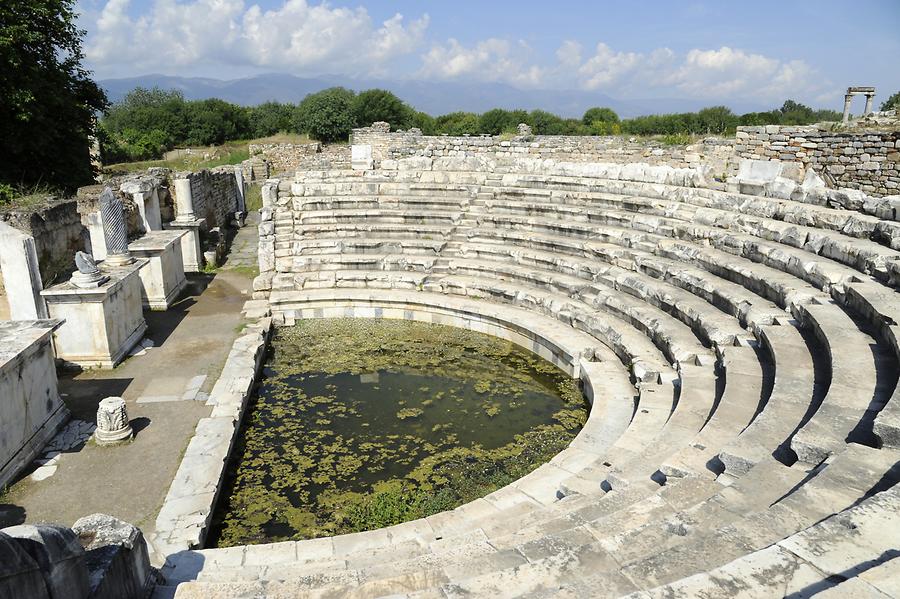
[351,144,374,170]
[128,231,187,310]
[0,222,48,320]
[121,181,162,232]
[164,218,205,273]
[94,397,133,445]
[0,320,68,490]
[83,210,108,261]
[40,260,148,369]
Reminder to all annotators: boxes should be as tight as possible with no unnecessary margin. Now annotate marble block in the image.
[164,218,205,273]
[128,231,188,310]
[0,320,69,490]
[41,260,148,369]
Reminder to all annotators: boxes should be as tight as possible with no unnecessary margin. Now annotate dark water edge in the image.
[207,318,588,547]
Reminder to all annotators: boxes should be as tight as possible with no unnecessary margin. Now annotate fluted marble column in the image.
[99,187,133,266]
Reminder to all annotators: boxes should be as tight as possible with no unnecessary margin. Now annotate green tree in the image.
[434,112,480,135]
[184,98,250,146]
[880,91,900,112]
[411,111,436,135]
[582,107,619,126]
[293,87,356,142]
[528,110,567,135]
[738,110,782,126]
[248,101,295,138]
[0,0,108,190]
[352,89,414,129]
[102,87,189,150]
[696,106,737,134]
[478,108,528,135]
[778,99,816,125]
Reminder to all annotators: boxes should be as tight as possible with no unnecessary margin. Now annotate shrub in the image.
[184,98,250,146]
[582,107,619,126]
[352,89,414,129]
[478,108,528,135]
[247,101,295,138]
[103,87,189,146]
[434,112,480,135]
[412,111,436,134]
[293,87,356,143]
[697,106,738,134]
[528,109,568,135]
[880,91,900,112]
[0,183,14,205]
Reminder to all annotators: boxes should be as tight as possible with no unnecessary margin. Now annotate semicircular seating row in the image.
[162,157,900,599]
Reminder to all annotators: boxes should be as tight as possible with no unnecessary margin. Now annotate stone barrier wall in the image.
[0,167,240,304]
[735,125,900,196]
[185,167,242,230]
[350,126,735,175]
[0,199,87,285]
[249,142,321,174]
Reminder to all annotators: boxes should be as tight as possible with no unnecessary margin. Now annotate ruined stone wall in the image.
[351,126,734,174]
[184,167,241,230]
[735,125,900,196]
[249,142,321,174]
[241,156,270,182]
[0,200,87,286]
[0,167,240,295]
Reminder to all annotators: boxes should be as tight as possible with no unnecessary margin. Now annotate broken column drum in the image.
[71,251,109,289]
[94,397,133,445]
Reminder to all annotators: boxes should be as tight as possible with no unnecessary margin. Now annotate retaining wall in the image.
[249,142,321,174]
[735,125,900,196]
[184,167,242,230]
[351,126,735,175]
[0,199,87,286]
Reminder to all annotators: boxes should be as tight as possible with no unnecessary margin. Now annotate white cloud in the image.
[662,46,815,99]
[84,0,428,77]
[81,1,829,104]
[416,37,826,102]
[576,43,643,90]
[419,38,545,88]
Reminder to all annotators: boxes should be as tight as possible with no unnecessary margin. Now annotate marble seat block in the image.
[165,218,205,273]
[128,231,188,310]
[0,320,69,490]
[41,260,148,369]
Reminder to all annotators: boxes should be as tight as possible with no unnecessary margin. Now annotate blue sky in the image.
[76,0,900,108]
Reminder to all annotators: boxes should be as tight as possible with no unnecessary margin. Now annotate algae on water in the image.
[208,318,588,547]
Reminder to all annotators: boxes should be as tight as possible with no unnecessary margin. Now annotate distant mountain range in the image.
[99,73,772,118]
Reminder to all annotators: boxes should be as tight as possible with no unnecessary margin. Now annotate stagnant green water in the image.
[208,318,588,547]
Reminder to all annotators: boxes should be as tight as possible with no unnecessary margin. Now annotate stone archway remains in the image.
[842,86,876,123]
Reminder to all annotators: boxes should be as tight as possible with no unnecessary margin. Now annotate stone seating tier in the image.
[158,161,900,597]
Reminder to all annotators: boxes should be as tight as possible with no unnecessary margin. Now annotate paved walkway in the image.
[0,218,259,537]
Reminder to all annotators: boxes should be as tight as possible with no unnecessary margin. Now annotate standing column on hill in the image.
[864,93,875,116]
[842,94,854,123]
[99,187,134,266]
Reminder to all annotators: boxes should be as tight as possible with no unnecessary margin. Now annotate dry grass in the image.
[102,132,312,175]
